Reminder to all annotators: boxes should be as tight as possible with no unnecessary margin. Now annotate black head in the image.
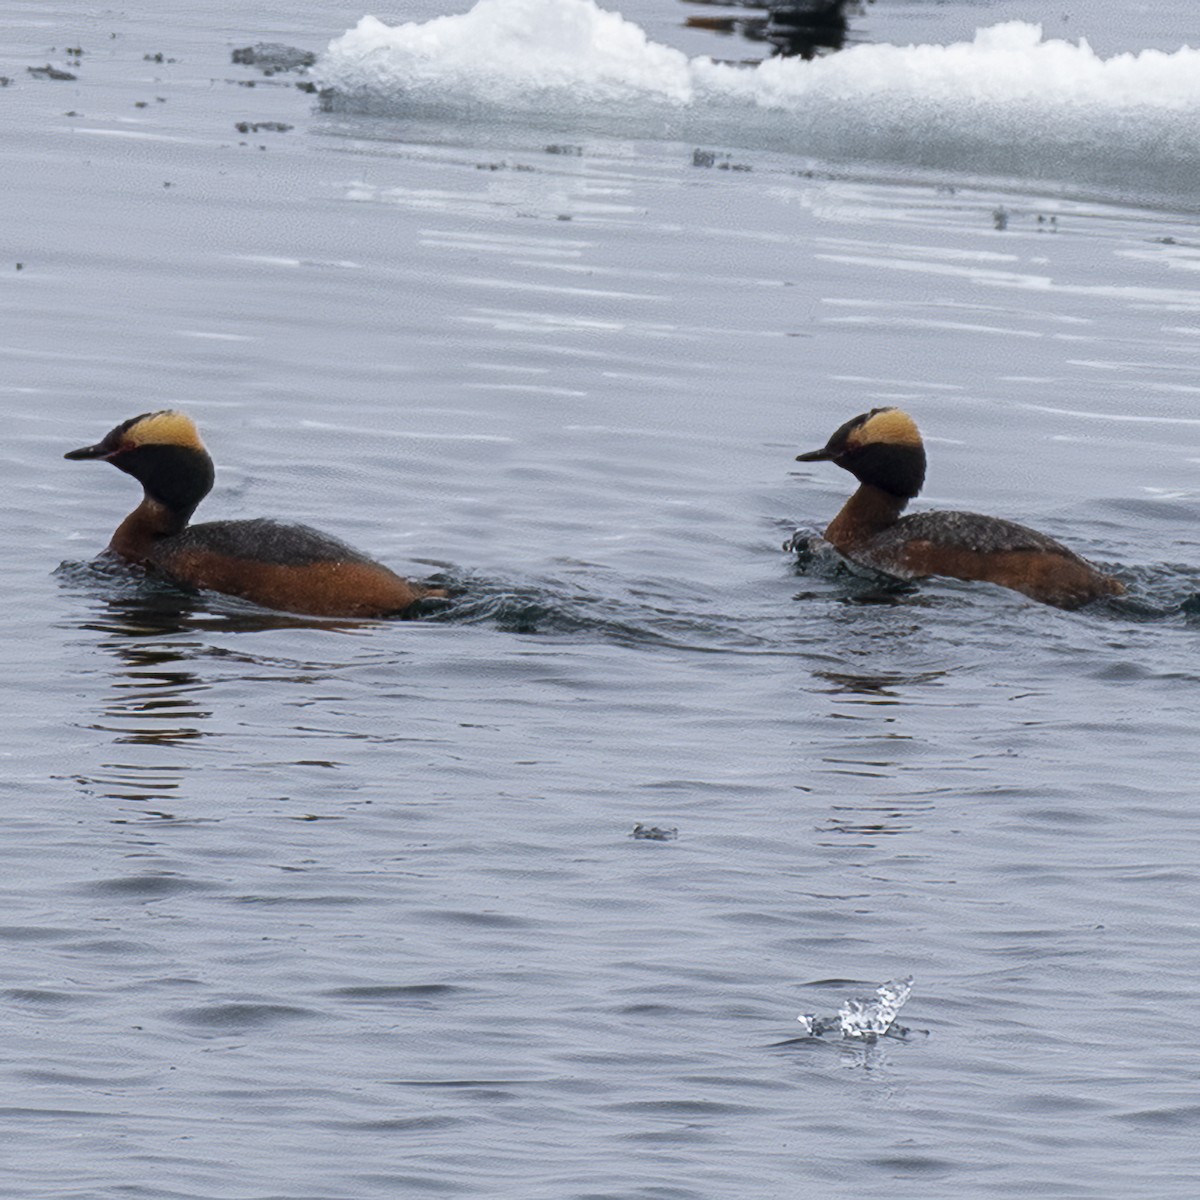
[66,410,215,515]
[796,407,926,499]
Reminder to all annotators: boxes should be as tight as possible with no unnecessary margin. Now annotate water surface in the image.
[3,1,1200,1196]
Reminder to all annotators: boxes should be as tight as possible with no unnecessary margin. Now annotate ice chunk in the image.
[838,976,914,1039]
[797,976,914,1040]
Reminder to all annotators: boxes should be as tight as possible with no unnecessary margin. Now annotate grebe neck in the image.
[110,495,192,562]
[825,484,910,548]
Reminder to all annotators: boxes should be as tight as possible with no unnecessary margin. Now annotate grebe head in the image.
[796,407,927,499]
[66,410,215,515]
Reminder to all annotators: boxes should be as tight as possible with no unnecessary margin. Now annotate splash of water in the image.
[797,975,914,1040]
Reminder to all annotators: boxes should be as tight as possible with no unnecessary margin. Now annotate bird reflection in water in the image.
[681,0,870,60]
[807,668,943,842]
[56,562,370,813]
[817,799,927,840]
[815,669,945,700]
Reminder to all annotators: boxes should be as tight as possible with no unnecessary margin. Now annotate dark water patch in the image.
[1016,806,1112,827]
[1020,1091,1109,1115]
[576,1190,708,1200]
[867,1154,955,1175]
[0,1105,97,1120]
[321,1115,466,1132]
[1104,497,1200,525]
[607,1099,765,1117]
[1087,660,1176,681]
[0,925,75,943]
[231,893,365,906]
[680,1073,792,1094]
[776,933,875,954]
[415,909,537,930]
[327,983,475,1002]
[711,910,794,928]
[171,1002,315,1029]
[2,988,77,1006]
[92,1191,257,1200]
[386,1079,526,1101]
[638,778,761,794]
[615,1002,695,1017]
[610,963,752,988]
[1113,866,1200,884]
[83,873,218,899]
[355,1175,463,1195]
[621,1127,717,1145]
[60,938,162,956]
[1116,1103,1200,1129]
[16,1067,155,1086]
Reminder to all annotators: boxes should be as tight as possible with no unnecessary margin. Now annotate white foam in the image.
[320,1,1200,201]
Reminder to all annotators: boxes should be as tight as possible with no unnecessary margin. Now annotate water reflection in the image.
[66,602,215,807]
[816,669,946,700]
[74,764,187,806]
[682,0,870,60]
[803,668,945,844]
[57,572,370,808]
[817,797,928,839]
[87,640,210,748]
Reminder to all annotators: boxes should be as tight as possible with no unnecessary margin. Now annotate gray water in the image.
[4,1,1200,1196]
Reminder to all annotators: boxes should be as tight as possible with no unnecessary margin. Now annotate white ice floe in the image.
[319,2,1200,201]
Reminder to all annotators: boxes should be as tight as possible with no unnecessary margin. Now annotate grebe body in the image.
[66,410,444,618]
[795,408,1124,609]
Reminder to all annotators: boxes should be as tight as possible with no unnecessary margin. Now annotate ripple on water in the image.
[2,989,78,1008]
[82,873,220,899]
[170,1002,317,1029]
[1116,1104,1200,1129]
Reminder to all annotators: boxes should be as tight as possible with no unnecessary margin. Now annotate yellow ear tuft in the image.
[124,410,206,452]
[851,408,922,449]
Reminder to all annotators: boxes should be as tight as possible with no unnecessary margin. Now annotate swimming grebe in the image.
[65,410,446,618]
[794,407,1124,609]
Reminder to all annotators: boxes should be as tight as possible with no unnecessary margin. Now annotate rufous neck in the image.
[109,496,191,562]
[825,483,909,548]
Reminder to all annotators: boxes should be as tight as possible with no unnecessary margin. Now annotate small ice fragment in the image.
[796,1013,814,1035]
[837,975,913,1040]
